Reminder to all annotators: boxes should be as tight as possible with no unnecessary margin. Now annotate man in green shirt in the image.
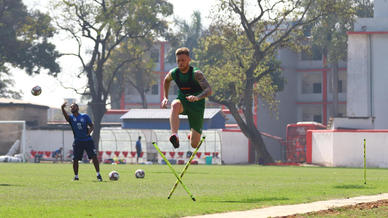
[161,47,212,149]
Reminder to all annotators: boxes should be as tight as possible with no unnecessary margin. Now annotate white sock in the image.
[74,175,79,178]
[96,172,100,176]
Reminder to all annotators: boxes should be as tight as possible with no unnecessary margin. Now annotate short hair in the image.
[71,103,79,108]
[175,47,190,56]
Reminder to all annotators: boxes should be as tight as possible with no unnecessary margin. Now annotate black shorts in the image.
[72,140,97,161]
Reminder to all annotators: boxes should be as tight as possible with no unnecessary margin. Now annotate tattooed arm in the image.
[194,70,212,100]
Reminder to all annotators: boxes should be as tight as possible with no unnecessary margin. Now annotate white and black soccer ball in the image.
[109,170,119,181]
[135,169,145,179]
[31,85,42,96]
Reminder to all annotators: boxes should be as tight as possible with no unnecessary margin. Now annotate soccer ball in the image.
[109,170,119,181]
[31,85,42,96]
[135,169,145,179]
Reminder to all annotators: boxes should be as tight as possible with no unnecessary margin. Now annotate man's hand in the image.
[186,95,199,102]
[61,102,70,122]
[161,98,169,108]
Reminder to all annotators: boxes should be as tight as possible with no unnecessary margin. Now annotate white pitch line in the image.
[185,193,388,218]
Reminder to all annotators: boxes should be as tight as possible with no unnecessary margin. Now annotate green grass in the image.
[1,163,388,217]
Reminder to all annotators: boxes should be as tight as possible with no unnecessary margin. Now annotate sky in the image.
[14,0,217,108]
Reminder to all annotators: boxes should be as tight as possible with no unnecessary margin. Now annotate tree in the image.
[53,0,173,146]
[307,0,373,117]
[104,38,157,109]
[167,11,204,63]
[0,0,60,98]
[195,0,330,163]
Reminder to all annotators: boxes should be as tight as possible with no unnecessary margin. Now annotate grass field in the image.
[1,163,388,217]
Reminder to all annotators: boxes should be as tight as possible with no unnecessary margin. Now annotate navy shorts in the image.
[72,140,97,161]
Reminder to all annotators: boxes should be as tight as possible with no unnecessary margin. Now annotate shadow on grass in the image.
[207,197,289,203]
[0,184,17,186]
[334,184,374,189]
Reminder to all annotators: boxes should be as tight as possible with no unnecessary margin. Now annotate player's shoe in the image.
[97,175,103,182]
[187,133,191,140]
[73,177,79,181]
[169,134,180,149]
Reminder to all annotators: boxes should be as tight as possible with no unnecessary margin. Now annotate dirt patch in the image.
[280,199,388,217]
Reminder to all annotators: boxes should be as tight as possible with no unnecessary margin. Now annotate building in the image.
[306,0,388,168]
[114,33,350,161]
[0,98,49,155]
[346,0,388,129]
[0,98,49,127]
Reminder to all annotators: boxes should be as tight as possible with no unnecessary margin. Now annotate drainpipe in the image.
[368,34,373,118]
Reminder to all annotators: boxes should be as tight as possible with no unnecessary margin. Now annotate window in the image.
[328,71,347,94]
[151,84,158,95]
[301,45,322,61]
[313,115,322,123]
[313,83,321,93]
[302,105,322,123]
[302,72,322,94]
[338,80,343,93]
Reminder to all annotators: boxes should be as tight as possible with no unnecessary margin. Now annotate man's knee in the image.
[191,142,199,148]
[171,101,182,113]
[190,131,201,148]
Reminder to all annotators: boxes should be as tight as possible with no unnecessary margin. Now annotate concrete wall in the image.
[371,34,388,128]
[220,131,249,164]
[0,105,48,126]
[375,0,388,18]
[347,0,388,129]
[25,129,74,161]
[0,123,24,154]
[307,130,388,168]
[347,33,388,128]
[347,34,370,117]
[0,104,48,154]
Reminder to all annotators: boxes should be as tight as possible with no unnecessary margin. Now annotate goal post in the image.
[0,121,26,162]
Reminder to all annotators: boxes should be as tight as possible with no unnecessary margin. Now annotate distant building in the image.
[0,98,49,127]
[346,0,388,129]
[0,98,49,154]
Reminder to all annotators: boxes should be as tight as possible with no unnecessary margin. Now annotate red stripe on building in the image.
[296,68,346,72]
[296,101,346,105]
[105,109,129,114]
[348,31,388,35]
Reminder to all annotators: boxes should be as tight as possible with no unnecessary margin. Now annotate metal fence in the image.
[99,128,222,164]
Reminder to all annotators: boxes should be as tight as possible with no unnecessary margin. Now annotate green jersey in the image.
[170,66,205,133]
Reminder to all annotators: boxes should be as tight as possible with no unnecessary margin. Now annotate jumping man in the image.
[61,102,102,181]
[161,47,212,149]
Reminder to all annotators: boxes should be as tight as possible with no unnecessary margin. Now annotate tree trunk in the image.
[227,103,274,164]
[249,123,274,164]
[90,99,107,150]
[140,90,148,109]
[331,61,339,117]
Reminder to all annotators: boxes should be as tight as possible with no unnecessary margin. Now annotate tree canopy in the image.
[0,0,60,98]
[53,0,173,145]
[195,0,332,163]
